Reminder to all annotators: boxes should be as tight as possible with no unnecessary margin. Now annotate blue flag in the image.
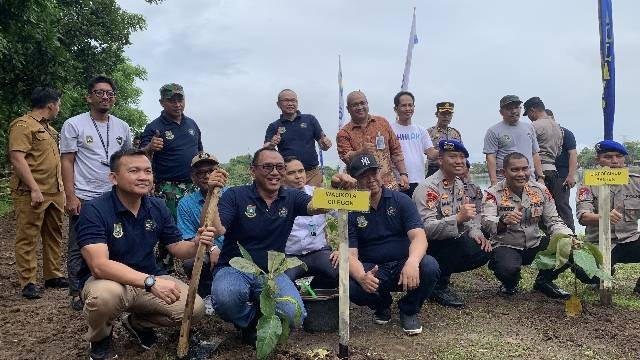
[599,0,615,140]
[401,7,418,91]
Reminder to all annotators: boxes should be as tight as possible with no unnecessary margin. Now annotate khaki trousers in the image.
[81,275,204,342]
[305,167,323,187]
[12,191,64,287]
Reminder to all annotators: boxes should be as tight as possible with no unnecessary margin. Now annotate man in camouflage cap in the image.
[481,152,573,299]
[140,83,203,273]
[576,140,640,293]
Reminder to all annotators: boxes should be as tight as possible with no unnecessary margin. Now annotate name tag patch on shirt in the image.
[113,223,124,238]
[144,219,155,232]
[245,204,256,218]
[357,216,368,228]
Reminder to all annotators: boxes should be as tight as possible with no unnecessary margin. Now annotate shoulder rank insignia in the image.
[144,219,155,232]
[278,207,288,217]
[165,130,174,140]
[426,190,439,209]
[245,204,256,218]
[85,135,94,144]
[113,223,123,238]
[188,128,195,136]
[387,206,396,216]
[356,215,368,228]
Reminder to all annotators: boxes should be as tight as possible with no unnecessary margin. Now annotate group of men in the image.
[8,78,640,359]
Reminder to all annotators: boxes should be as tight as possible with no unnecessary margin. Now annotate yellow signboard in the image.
[583,168,629,186]
[312,189,370,211]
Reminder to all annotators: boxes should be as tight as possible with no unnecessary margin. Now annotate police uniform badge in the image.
[531,206,543,218]
[578,187,590,201]
[113,223,124,238]
[86,135,94,144]
[278,126,286,134]
[441,191,449,201]
[300,122,307,128]
[188,128,195,136]
[458,188,464,196]
[442,207,451,216]
[484,192,496,203]
[278,207,288,217]
[387,206,397,216]
[165,130,174,140]
[144,219,155,232]
[426,191,439,209]
[356,216,368,228]
[116,136,123,145]
[245,205,256,218]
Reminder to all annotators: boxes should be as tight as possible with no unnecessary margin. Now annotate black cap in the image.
[499,95,522,108]
[348,153,379,177]
[523,97,544,116]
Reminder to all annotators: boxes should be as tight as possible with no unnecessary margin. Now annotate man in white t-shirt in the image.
[60,76,132,310]
[390,91,438,198]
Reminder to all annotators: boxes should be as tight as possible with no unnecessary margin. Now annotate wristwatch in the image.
[144,275,156,292]
[399,172,409,176]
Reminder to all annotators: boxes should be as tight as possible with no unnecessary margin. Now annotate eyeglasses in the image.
[91,89,116,98]
[348,101,367,109]
[255,163,286,173]
[279,98,298,104]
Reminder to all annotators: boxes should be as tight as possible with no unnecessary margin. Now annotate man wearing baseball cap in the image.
[139,83,203,272]
[576,140,640,293]
[347,153,440,335]
[483,95,544,186]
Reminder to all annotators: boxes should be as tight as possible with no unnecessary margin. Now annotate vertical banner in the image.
[598,0,615,140]
[400,7,418,91]
[338,55,345,130]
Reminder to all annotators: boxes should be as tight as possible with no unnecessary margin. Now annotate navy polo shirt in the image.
[264,112,323,169]
[555,127,576,179]
[140,112,203,182]
[348,188,423,264]
[216,183,311,271]
[75,188,182,287]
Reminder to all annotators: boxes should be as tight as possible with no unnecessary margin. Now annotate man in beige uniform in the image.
[414,140,491,307]
[427,102,462,177]
[482,152,573,298]
[576,140,640,293]
[9,87,67,299]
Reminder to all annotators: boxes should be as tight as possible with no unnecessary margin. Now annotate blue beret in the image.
[438,139,469,158]
[595,140,627,156]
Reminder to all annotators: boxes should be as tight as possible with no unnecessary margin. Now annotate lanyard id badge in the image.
[375,131,385,150]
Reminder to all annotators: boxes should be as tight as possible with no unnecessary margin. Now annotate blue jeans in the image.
[350,255,440,316]
[211,266,307,328]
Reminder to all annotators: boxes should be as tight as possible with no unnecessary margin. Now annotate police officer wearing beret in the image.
[576,140,640,293]
[481,152,573,298]
[348,153,440,335]
[413,140,491,307]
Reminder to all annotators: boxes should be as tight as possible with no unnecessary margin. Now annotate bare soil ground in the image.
[1,214,640,360]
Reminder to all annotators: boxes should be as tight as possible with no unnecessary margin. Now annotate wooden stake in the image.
[177,187,222,358]
[337,210,349,359]
[598,185,613,305]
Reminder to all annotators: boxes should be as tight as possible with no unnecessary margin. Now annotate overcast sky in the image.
[119,0,639,166]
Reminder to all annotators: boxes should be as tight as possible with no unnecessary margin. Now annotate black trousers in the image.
[427,233,491,289]
[544,170,575,232]
[183,256,214,298]
[401,183,420,199]
[488,236,566,288]
[284,248,338,289]
[575,239,640,284]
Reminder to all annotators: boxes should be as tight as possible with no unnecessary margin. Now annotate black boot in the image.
[430,287,464,307]
[634,277,640,294]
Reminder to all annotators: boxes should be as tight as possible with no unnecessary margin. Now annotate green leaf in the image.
[594,269,613,281]
[239,244,254,263]
[267,278,278,294]
[229,257,262,275]
[278,317,290,345]
[256,315,282,360]
[583,242,604,266]
[573,249,599,279]
[284,257,307,272]
[268,251,286,274]
[555,237,572,270]
[533,252,556,270]
[548,233,569,253]
[260,289,276,318]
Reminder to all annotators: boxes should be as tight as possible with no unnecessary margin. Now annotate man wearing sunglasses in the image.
[211,148,356,346]
[60,76,132,310]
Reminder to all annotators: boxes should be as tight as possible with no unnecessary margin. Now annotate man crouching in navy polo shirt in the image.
[347,153,440,336]
[211,148,356,346]
[76,148,226,360]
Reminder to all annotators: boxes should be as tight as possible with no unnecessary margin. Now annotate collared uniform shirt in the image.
[265,112,323,169]
[176,188,226,249]
[531,117,563,171]
[216,183,312,271]
[140,112,203,183]
[413,170,481,241]
[75,188,182,286]
[426,126,462,167]
[9,114,63,193]
[481,180,572,249]
[576,172,640,245]
[348,188,423,264]
[337,115,404,189]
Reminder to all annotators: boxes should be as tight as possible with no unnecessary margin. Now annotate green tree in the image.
[222,154,253,186]
[470,162,488,175]
[0,0,158,170]
[578,146,597,169]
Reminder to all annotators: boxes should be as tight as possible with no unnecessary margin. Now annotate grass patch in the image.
[0,177,12,217]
